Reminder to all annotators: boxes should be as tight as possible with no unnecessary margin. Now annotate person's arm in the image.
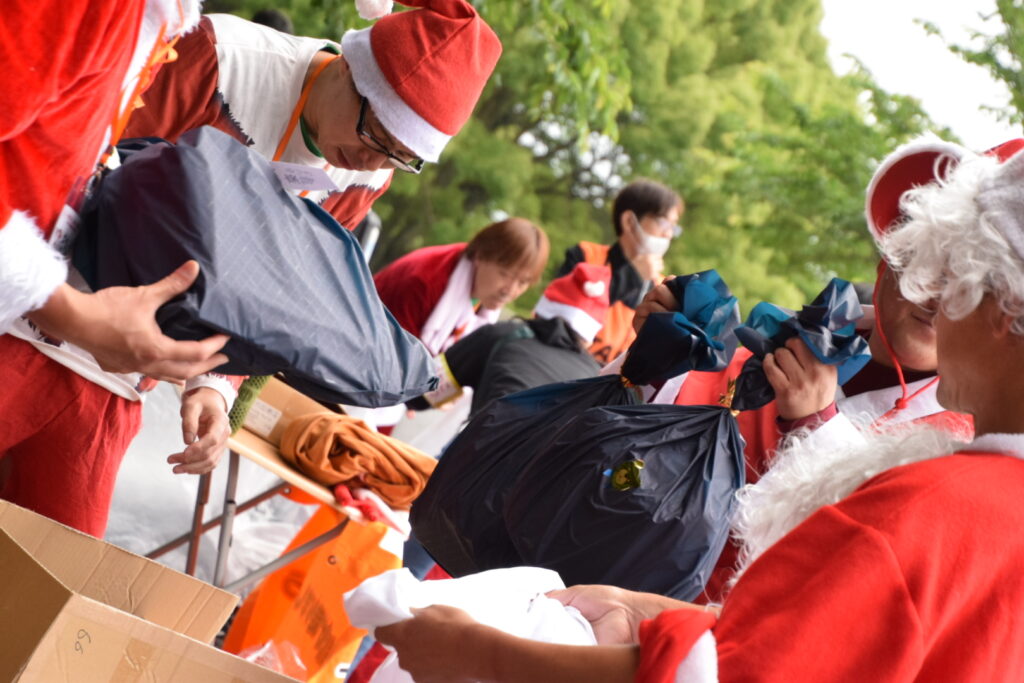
[375,604,639,683]
[25,261,230,382]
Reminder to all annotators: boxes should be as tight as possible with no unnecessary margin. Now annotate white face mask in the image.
[632,217,671,256]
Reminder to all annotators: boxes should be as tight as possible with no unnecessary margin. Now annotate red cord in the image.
[872,261,940,423]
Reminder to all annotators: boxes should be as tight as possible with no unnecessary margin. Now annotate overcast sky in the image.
[820,0,1021,150]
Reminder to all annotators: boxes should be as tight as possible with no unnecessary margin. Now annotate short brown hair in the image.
[464,217,550,284]
[612,179,684,236]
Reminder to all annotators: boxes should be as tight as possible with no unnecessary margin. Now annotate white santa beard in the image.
[730,423,962,584]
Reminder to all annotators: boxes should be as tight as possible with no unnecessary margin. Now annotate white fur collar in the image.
[731,427,1024,583]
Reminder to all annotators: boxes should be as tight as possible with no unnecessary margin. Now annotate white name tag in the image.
[271,162,340,192]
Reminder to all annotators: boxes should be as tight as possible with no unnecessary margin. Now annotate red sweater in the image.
[374,243,467,340]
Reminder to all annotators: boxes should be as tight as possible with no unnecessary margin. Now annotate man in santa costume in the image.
[370,139,1024,681]
[408,262,609,418]
[0,0,235,537]
[123,0,502,231]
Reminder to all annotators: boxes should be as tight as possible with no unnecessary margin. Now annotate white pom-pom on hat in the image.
[582,280,606,298]
[356,0,393,20]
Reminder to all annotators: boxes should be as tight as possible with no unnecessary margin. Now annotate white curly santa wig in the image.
[879,141,1024,336]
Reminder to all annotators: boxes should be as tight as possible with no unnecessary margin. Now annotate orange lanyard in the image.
[273,55,339,162]
[99,0,186,168]
[273,55,338,198]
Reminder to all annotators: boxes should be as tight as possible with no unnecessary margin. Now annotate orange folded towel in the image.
[280,413,436,510]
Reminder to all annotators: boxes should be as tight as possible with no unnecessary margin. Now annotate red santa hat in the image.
[865,134,1024,239]
[533,263,612,344]
[342,0,502,164]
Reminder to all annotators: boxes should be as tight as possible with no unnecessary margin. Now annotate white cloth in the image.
[345,567,596,683]
[418,256,498,355]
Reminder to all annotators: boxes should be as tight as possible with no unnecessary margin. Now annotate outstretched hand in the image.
[170,386,230,474]
[27,261,229,382]
[764,336,838,421]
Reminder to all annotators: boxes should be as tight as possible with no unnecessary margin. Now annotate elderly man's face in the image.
[871,266,938,372]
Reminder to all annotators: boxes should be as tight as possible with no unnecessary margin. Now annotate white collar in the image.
[966,433,1024,458]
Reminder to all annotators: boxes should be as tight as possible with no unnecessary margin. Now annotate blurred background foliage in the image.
[205,0,1021,316]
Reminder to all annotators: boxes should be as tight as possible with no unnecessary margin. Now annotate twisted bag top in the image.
[73,126,436,406]
[280,412,436,510]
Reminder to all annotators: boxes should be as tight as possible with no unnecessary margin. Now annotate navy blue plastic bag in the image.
[410,270,740,577]
[73,127,436,406]
[731,278,871,411]
[503,404,744,600]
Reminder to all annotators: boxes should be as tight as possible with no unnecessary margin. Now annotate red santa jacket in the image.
[374,243,467,340]
[0,0,147,329]
[637,444,1024,682]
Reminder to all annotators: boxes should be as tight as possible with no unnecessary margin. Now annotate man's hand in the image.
[631,277,678,334]
[376,605,486,683]
[548,585,640,645]
[26,261,229,382]
[169,386,230,474]
[764,336,838,421]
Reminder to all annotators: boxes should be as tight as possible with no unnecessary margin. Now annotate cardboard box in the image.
[0,501,299,682]
[242,377,338,446]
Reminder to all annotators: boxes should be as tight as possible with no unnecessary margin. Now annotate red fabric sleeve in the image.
[373,244,465,339]
[321,177,392,231]
[636,610,716,683]
[0,0,144,231]
[776,401,838,434]
[122,17,245,144]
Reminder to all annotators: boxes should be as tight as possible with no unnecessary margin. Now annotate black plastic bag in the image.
[503,404,744,600]
[73,127,436,406]
[410,270,740,576]
[731,278,871,412]
[410,376,643,577]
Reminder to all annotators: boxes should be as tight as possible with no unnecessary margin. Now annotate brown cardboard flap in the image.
[0,501,236,643]
[18,594,298,682]
[0,532,72,683]
[243,377,338,446]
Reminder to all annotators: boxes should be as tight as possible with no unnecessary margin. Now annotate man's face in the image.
[309,57,419,172]
[870,265,938,372]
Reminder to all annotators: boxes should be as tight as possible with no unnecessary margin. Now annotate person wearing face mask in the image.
[123,0,502,232]
[555,178,684,365]
[374,218,550,357]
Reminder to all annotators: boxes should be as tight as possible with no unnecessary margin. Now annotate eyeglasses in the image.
[356,97,425,174]
[655,215,684,238]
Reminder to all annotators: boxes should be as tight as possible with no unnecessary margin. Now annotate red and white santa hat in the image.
[865,133,1024,239]
[533,263,612,344]
[342,0,502,163]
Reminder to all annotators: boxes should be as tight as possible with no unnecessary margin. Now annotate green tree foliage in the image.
[921,0,1024,126]
[214,0,939,314]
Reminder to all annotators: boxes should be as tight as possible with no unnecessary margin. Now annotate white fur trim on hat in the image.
[0,211,68,334]
[341,28,451,163]
[865,134,967,240]
[533,296,603,344]
[356,0,394,19]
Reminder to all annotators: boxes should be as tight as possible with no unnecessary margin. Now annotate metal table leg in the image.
[185,472,212,576]
[212,450,241,587]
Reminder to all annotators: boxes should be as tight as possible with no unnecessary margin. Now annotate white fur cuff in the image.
[184,372,239,411]
[674,630,719,683]
[0,211,68,334]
